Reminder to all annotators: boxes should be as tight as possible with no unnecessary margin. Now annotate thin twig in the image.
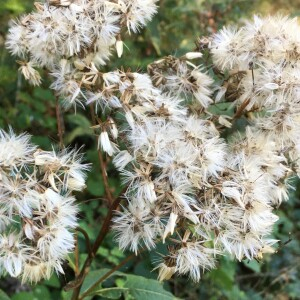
[89,103,114,206]
[259,264,299,296]
[69,103,127,299]
[236,272,275,281]
[70,195,122,299]
[74,232,79,276]
[232,98,250,120]
[76,227,93,259]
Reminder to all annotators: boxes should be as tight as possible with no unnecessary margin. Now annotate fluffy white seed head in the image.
[0,129,88,282]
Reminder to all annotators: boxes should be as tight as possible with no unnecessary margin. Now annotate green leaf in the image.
[97,246,110,257]
[87,175,105,197]
[95,287,124,299]
[107,255,122,265]
[65,114,91,128]
[243,259,261,273]
[61,290,73,300]
[4,0,26,13]
[81,270,179,300]
[65,114,93,143]
[209,257,236,291]
[44,273,61,288]
[111,247,125,258]
[124,274,177,300]
[12,286,51,300]
[65,126,93,144]
[286,282,300,298]
[31,136,52,149]
[33,87,54,102]
[223,285,247,300]
[0,289,11,300]
[11,292,32,300]
[32,286,51,300]
[80,268,115,296]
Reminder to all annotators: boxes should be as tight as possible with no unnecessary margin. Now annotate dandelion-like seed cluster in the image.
[6,0,300,284]
[6,0,158,105]
[113,16,300,282]
[0,129,88,283]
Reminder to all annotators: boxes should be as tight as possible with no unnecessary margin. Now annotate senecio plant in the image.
[3,0,300,297]
[0,130,88,283]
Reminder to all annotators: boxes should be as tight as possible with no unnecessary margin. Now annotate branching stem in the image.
[70,196,122,299]
[78,253,137,300]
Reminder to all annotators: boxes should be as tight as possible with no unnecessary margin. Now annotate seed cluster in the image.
[5,2,300,284]
[0,129,88,283]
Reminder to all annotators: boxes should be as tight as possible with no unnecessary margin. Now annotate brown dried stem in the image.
[74,233,79,276]
[76,227,93,259]
[89,103,114,206]
[69,196,122,300]
[233,98,251,120]
[69,102,123,299]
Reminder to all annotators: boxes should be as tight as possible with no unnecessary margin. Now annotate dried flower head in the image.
[0,129,88,282]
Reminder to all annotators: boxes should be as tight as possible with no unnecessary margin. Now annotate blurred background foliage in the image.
[0,0,300,299]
